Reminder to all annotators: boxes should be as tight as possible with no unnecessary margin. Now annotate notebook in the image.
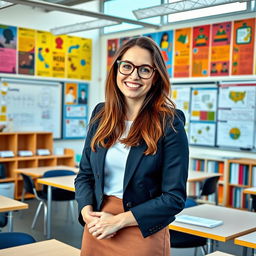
[175,215,223,228]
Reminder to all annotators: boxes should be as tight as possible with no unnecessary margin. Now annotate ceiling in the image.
[42,0,93,6]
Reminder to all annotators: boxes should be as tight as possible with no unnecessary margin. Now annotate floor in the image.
[1,199,254,256]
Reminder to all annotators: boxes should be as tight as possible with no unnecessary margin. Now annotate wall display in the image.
[0,25,17,74]
[63,82,88,139]
[0,81,8,125]
[232,18,255,75]
[217,85,256,148]
[36,30,53,77]
[157,30,173,77]
[143,32,159,42]
[171,86,190,133]
[107,39,119,71]
[192,25,211,77]
[210,22,232,76]
[79,38,92,80]
[174,27,192,77]
[52,34,66,78]
[18,27,35,76]
[0,78,62,138]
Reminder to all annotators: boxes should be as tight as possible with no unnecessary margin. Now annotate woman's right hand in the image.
[81,205,99,224]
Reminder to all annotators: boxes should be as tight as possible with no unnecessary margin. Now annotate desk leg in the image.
[242,247,247,256]
[7,212,13,232]
[207,239,214,253]
[46,185,52,239]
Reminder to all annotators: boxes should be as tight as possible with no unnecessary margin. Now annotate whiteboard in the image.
[0,78,62,138]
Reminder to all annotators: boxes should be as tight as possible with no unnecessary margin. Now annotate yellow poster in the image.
[52,35,66,78]
[35,30,52,77]
[79,38,92,80]
[18,27,35,75]
[174,27,192,77]
[66,35,81,79]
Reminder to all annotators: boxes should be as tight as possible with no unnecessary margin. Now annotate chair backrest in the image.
[251,195,256,212]
[200,176,220,197]
[0,212,8,228]
[43,169,76,178]
[21,173,35,194]
[0,232,36,249]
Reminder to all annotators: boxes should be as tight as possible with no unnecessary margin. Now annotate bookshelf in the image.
[189,154,229,206]
[0,132,75,199]
[226,158,256,209]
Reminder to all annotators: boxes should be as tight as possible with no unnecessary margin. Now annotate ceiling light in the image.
[51,19,121,35]
[133,0,249,19]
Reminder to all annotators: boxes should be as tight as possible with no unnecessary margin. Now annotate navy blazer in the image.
[75,103,189,238]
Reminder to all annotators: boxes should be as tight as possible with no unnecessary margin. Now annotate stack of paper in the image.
[175,215,223,228]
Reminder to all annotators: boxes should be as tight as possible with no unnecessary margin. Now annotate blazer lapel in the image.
[123,143,146,192]
[96,146,108,192]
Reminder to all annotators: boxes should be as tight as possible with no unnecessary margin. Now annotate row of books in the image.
[229,187,248,209]
[191,159,205,171]
[207,161,224,181]
[229,163,249,185]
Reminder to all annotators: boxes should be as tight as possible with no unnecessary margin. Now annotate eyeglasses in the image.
[117,60,156,80]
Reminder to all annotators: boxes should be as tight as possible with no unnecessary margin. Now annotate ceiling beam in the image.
[5,0,160,29]
[52,0,93,6]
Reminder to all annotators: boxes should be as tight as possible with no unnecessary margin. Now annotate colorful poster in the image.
[0,24,17,74]
[143,32,159,42]
[35,30,52,77]
[63,82,88,139]
[217,85,256,148]
[18,27,35,75]
[107,39,119,71]
[190,88,218,121]
[210,22,232,76]
[0,82,8,125]
[174,27,192,78]
[232,18,255,75]
[157,30,173,77]
[52,35,66,78]
[79,38,92,80]
[192,25,210,77]
[119,37,130,46]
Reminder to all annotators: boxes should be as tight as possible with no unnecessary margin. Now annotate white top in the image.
[104,121,132,199]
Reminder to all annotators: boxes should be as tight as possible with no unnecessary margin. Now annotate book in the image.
[175,214,223,228]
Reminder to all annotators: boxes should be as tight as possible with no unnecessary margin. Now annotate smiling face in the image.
[116,45,155,107]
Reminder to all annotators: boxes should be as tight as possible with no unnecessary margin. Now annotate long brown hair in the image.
[91,36,176,155]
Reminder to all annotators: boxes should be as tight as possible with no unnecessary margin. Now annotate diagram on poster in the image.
[189,122,216,146]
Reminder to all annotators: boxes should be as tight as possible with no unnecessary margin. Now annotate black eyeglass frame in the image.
[116,60,156,80]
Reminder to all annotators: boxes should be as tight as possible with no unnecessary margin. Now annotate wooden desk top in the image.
[0,239,80,256]
[0,195,28,212]
[15,165,78,178]
[37,175,75,192]
[243,187,256,195]
[234,231,256,249]
[188,170,222,182]
[169,204,256,242]
[206,252,235,256]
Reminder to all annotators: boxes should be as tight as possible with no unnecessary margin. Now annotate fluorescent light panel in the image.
[51,19,121,35]
[133,0,248,19]
[0,0,14,9]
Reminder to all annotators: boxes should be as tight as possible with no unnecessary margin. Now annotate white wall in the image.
[0,0,103,155]
[100,11,256,160]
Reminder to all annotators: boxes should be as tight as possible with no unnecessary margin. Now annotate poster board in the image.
[0,78,61,138]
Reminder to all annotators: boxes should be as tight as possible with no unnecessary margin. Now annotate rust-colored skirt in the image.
[80,196,170,256]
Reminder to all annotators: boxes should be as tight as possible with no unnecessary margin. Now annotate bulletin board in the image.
[0,78,62,138]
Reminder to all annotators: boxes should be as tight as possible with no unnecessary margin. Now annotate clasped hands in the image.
[87,211,122,240]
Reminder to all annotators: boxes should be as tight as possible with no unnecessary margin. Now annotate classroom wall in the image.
[0,1,104,155]
[100,11,256,160]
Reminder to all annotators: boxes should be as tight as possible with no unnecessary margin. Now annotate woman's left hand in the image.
[87,211,122,240]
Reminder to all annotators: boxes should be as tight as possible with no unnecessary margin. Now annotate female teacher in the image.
[75,36,189,256]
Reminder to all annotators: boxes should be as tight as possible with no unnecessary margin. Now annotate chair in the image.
[21,170,76,236]
[0,232,36,249]
[251,195,256,212]
[0,212,8,229]
[170,199,207,256]
[189,176,220,205]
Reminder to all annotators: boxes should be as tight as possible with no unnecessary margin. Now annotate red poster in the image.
[192,25,210,77]
[210,22,232,76]
[232,18,255,75]
[107,39,119,72]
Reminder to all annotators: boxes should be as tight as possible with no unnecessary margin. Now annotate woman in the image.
[75,36,189,256]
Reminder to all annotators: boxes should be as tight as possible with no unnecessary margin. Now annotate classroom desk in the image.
[0,239,80,256]
[0,195,28,232]
[188,170,222,182]
[169,204,256,253]
[234,231,256,256]
[37,175,75,239]
[243,187,256,211]
[205,252,235,256]
[15,165,79,178]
